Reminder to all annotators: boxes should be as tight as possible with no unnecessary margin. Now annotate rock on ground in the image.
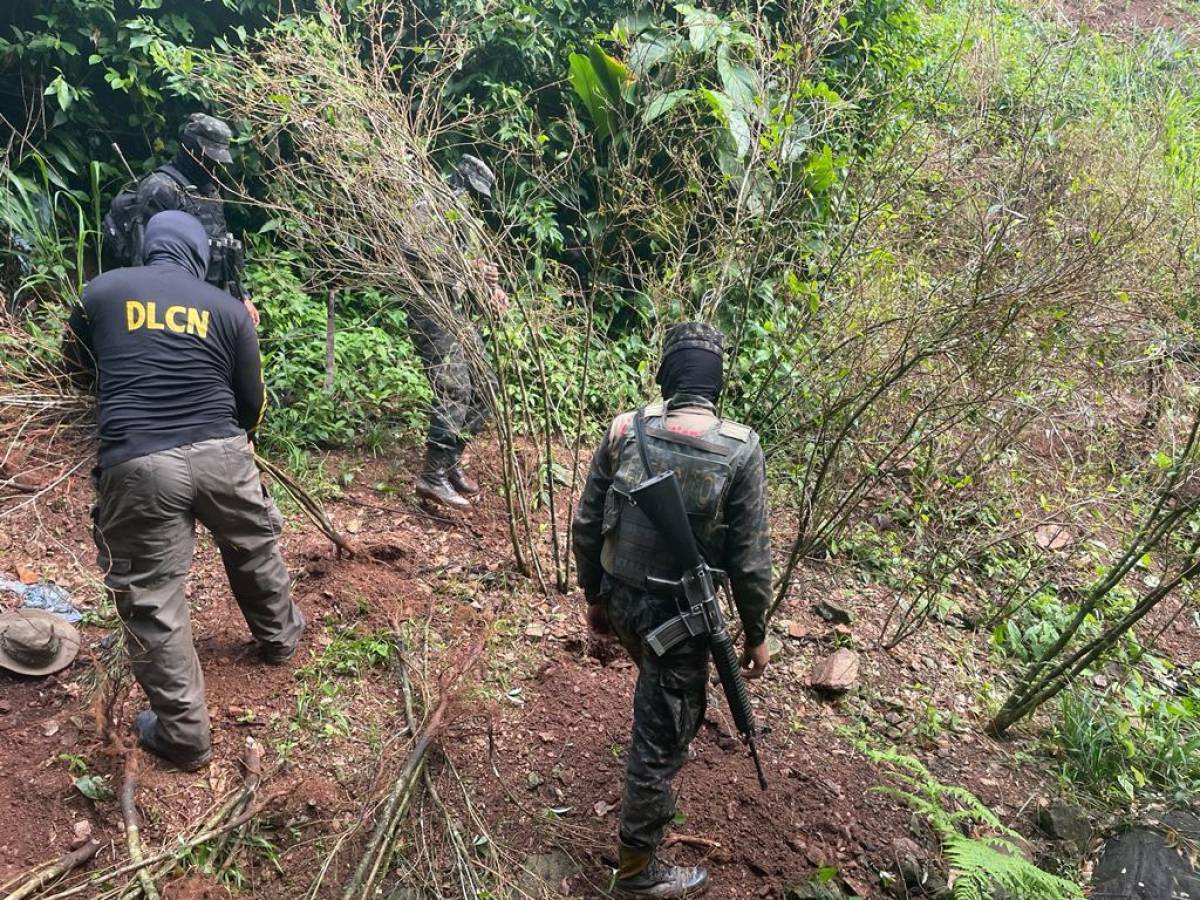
[1093,812,1200,899]
[810,649,860,694]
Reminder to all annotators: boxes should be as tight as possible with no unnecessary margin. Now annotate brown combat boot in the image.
[448,462,479,496]
[616,844,709,898]
[415,446,470,510]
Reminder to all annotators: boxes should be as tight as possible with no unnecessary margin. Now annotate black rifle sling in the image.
[633,407,656,480]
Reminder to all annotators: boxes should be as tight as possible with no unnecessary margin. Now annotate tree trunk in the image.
[324,289,336,393]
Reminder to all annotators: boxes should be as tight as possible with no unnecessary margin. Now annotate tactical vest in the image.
[140,167,232,291]
[600,400,758,590]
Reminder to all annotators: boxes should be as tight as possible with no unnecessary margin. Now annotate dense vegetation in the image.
[7,0,1200,891]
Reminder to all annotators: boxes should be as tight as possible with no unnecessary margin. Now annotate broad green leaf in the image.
[628,31,680,75]
[587,43,630,105]
[74,774,114,802]
[46,143,78,175]
[726,108,751,157]
[46,74,73,112]
[569,52,612,140]
[717,45,755,111]
[680,6,723,52]
[569,44,631,140]
[806,145,839,192]
[700,88,750,157]
[642,89,691,124]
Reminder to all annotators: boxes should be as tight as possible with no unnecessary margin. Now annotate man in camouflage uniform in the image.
[573,323,772,898]
[129,113,258,325]
[407,156,507,510]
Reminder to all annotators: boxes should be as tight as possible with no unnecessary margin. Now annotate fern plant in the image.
[862,746,1084,900]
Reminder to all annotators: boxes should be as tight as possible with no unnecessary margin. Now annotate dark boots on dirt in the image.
[133,710,211,772]
[448,461,479,496]
[616,845,709,898]
[415,445,471,510]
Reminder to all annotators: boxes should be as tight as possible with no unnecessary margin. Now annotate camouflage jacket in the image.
[572,394,772,646]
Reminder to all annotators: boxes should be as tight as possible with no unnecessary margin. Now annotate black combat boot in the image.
[616,845,709,898]
[415,445,471,510]
[133,710,211,772]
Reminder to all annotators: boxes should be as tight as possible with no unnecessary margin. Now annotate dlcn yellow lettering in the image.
[126,300,145,331]
[165,306,187,333]
[186,307,210,340]
[124,300,209,339]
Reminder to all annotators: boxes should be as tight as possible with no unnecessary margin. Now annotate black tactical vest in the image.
[600,400,758,590]
[139,166,230,290]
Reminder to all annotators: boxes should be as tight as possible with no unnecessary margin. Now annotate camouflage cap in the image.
[661,322,724,360]
[180,113,233,164]
[454,154,496,197]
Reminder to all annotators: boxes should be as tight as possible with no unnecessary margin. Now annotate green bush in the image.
[1055,666,1200,805]
[247,249,428,452]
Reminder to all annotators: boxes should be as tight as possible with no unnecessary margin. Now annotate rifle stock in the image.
[630,471,768,790]
[629,473,702,568]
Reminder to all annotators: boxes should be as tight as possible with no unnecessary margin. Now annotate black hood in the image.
[142,211,210,278]
[658,346,723,403]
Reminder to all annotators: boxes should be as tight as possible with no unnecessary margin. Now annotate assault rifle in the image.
[632,466,768,791]
[210,234,247,301]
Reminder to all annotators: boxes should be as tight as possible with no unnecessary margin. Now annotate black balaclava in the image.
[174,146,215,188]
[142,211,210,278]
[658,347,724,403]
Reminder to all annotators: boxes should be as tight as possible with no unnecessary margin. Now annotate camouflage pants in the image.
[406,306,496,451]
[606,581,710,852]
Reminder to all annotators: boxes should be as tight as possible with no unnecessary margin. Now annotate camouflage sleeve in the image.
[722,437,772,646]
[572,429,615,601]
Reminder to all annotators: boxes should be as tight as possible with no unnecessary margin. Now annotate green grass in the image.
[286,627,396,744]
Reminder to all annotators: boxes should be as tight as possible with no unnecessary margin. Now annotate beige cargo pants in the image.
[92,434,304,753]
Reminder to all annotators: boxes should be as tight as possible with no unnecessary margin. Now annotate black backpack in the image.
[102,164,191,267]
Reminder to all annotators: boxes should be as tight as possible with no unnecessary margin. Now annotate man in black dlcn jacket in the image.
[65,210,304,771]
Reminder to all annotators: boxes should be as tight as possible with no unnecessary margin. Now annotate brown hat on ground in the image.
[0,609,80,676]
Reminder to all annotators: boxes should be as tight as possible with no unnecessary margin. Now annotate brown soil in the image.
[3,437,1199,899]
[1056,0,1198,33]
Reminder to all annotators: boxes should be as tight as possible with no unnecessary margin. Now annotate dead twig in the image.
[119,753,159,900]
[38,806,265,900]
[255,453,356,558]
[342,652,449,900]
[2,840,100,900]
[210,737,265,872]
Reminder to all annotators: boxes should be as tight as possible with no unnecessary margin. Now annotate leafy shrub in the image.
[247,248,428,451]
[1054,667,1200,805]
[991,587,1107,664]
[0,153,99,306]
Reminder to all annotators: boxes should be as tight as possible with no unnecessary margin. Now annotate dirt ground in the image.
[1054,0,1199,32]
[7,431,1196,899]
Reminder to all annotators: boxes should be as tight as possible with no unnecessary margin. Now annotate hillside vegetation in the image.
[4,0,1200,897]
